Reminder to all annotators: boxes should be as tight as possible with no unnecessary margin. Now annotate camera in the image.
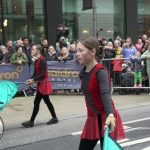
[63,26,68,30]
[97,28,103,32]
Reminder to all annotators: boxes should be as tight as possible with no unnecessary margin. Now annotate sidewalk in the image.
[1,91,150,129]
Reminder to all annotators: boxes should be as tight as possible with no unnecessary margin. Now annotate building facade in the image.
[0,0,150,46]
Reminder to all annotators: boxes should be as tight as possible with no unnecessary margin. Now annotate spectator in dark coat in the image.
[6,40,15,53]
[41,39,48,55]
[44,45,58,95]
[21,37,32,64]
[44,45,58,61]
[16,39,23,47]
[69,44,77,60]
[56,24,69,42]
[0,45,8,64]
[5,40,15,63]
[56,36,70,52]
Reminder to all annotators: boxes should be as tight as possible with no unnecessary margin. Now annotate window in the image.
[0,0,45,44]
[62,0,124,41]
[138,0,150,37]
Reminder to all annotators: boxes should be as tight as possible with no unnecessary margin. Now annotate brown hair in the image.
[126,37,133,48]
[76,37,103,60]
[35,44,44,55]
[58,24,63,27]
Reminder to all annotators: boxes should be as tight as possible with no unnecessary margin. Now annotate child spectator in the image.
[135,38,143,52]
[121,67,134,88]
[112,54,124,86]
[130,52,143,87]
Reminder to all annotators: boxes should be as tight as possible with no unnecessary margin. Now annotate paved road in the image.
[1,101,150,150]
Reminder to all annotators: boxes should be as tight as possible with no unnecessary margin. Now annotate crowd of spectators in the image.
[0,24,82,95]
[1,23,150,95]
[98,34,150,95]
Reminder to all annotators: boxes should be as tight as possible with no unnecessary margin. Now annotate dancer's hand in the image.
[26,79,34,84]
[104,114,116,132]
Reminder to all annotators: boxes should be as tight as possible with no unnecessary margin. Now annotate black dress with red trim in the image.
[31,55,52,95]
[79,63,126,140]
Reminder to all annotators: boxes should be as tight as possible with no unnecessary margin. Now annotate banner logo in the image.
[48,69,79,78]
[0,66,24,80]
[16,66,23,72]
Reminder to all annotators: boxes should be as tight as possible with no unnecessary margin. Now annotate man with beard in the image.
[41,39,48,55]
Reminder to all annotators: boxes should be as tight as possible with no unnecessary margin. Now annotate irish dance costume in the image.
[22,56,58,127]
[79,63,126,150]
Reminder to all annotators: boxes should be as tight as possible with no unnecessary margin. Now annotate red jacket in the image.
[112,59,124,71]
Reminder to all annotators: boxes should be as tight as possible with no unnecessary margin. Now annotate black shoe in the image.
[47,117,58,125]
[22,121,34,128]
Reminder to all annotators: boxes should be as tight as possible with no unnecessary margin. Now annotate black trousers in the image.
[79,115,104,150]
[113,71,122,86]
[30,91,57,122]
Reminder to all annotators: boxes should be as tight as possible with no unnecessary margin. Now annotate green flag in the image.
[103,128,124,150]
[0,80,24,111]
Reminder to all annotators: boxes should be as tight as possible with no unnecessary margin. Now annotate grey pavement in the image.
[1,101,150,150]
[1,90,150,130]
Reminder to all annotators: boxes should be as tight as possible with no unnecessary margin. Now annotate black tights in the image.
[79,115,104,150]
[30,91,57,122]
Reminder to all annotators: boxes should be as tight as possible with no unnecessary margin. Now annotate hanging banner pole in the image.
[82,0,97,37]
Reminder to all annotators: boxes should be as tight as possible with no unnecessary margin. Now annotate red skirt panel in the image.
[80,108,126,140]
[36,78,52,95]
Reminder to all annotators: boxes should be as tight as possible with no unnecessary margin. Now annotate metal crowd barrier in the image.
[101,58,149,92]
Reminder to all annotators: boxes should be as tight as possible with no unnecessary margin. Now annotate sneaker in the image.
[138,84,142,87]
[22,121,34,128]
[47,117,58,125]
[134,84,137,87]
[33,91,36,96]
[79,92,83,95]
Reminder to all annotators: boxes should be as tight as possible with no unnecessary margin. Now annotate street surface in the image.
[0,90,150,150]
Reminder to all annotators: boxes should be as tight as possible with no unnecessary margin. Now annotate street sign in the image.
[82,0,93,11]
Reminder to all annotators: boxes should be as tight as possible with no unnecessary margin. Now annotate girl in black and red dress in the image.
[76,37,126,150]
[22,44,58,127]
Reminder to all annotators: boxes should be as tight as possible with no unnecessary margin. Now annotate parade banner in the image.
[0,64,30,91]
[30,61,84,89]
